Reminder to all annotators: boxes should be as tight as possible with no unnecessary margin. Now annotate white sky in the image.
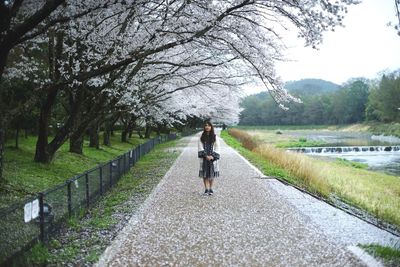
[245,0,400,95]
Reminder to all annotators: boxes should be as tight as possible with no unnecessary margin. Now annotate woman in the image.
[198,121,221,195]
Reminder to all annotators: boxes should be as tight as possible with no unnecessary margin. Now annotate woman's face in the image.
[204,124,212,132]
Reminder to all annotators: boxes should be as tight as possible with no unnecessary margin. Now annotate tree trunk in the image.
[145,125,151,138]
[121,115,136,143]
[25,128,29,138]
[121,129,128,143]
[34,89,58,163]
[103,127,111,146]
[69,135,84,154]
[103,115,119,146]
[89,124,100,149]
[137,129,143,139]
[34,28,64,163]
[156,125,161,136]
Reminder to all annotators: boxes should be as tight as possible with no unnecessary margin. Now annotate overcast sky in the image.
[245,0,400,95]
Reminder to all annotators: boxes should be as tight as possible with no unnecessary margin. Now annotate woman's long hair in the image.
[200,121,216,143]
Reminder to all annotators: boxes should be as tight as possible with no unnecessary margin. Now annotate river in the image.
[286,131,400,176]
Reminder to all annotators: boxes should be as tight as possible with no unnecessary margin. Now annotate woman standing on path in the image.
[198,121,220,196]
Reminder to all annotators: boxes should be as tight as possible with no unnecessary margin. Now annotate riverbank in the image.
[236,122,400,138]
[221,129,400,229]
[328,122,400,138]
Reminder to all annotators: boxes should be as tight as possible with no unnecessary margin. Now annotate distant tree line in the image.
[239,72,400,125]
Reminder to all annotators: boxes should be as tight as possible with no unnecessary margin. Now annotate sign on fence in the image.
[24,199,39,223]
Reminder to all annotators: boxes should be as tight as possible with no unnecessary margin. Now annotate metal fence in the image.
[0,133,176,265]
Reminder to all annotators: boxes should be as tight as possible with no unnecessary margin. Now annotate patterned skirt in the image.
[199,159,220,178]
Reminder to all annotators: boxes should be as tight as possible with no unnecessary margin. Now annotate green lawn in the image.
[0,132,150,208]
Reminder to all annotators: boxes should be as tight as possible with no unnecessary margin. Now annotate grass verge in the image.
[11,137,186,266]
[360,244,400,267]
[221,129,400,227]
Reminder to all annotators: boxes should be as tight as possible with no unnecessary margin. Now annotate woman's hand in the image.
[206,155,214,161]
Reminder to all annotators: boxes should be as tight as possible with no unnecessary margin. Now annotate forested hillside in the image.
[284,79,340,95]
[239,73,400,125]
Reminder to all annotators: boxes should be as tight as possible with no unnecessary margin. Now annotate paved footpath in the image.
[96,133,392,267]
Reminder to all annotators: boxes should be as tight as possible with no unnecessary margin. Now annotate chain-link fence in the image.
[0,134,176,265]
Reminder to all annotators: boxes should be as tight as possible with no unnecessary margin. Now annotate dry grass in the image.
[228,128,260,150]
[254,144,331,196]
[314,160,400,225]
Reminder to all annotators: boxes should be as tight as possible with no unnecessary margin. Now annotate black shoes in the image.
[203,189,214,196]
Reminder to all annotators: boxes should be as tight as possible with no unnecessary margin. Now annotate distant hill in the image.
[284,79,340,96]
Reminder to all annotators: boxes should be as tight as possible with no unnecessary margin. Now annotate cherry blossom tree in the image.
[1,0,360,164]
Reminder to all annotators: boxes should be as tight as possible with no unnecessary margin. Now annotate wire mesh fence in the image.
[0,133,176,265]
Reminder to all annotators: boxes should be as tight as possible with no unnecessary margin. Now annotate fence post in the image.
[67,182,72,217]
[38,193,45,243]
[124,153,127,172]
[119,157,122,175]
[99,166,103,195]
[135,148,138,164]
[117,158,120,178]
[85,173,90,208]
